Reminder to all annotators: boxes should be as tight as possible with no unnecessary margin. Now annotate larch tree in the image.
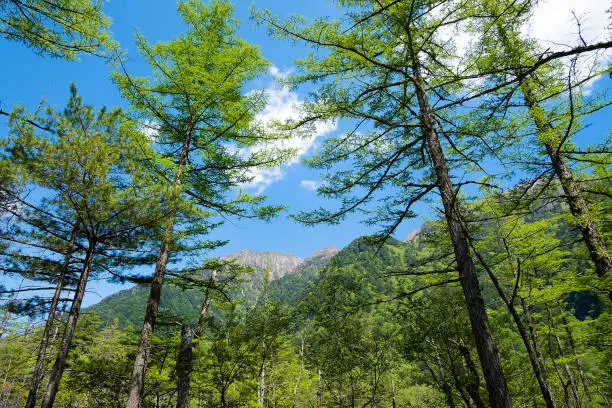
[113,2,290,406]
[0,0,116,60]
[258,1,514,405]
[470,0,612,301]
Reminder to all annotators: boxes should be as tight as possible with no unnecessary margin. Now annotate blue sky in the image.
[1,0,610,307]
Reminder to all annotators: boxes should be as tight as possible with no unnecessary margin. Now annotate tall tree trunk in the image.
[456,340,487,408]
[557,304,590,401]
[523,86,612,301]
[125,230,172,408]
[475,251,556,408]
[426,354,456,408]
[411,59,512,407]
[220,387,227,408]
[522,299,548,381]
[547,305,582,408]
[195,270,216,340]
[24,224,78,408]
[495,22,612,301]
[391,369,397,408]
[40,240,97,408]
[176,324,193,408]
[126,127,192,408]
[258,360,265,406]
[290,336,304,408]
[316,368,322,408]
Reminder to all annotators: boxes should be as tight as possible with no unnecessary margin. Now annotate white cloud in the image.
[269,65,293,79]
[525,0,611,90]
[527,0,610,47]
[140,119,159,141]
[300,180,319,191]
[239,85,337,194]
[433,1,610,89]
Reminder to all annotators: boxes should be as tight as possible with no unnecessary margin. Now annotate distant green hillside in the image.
[87,237,410,327]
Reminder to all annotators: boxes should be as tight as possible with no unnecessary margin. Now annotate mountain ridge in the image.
[86,244,342,326]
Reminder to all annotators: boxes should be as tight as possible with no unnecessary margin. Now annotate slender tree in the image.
[0,0,116,60]
[2,84,168,408]
[114,2,289,406]
[258,2,514,405]
[471,0,612,300]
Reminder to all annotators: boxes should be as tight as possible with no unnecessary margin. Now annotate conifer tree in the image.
[113,2,289,406]
[258,2,514,405]
[0,0,116,59]
[1,84,168,408]
[470,0,612,300]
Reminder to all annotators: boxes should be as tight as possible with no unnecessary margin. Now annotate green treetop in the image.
[0,0,116,59]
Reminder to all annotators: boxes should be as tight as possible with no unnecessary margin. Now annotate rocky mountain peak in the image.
[404,226,424,242]
[222,249,304,281]
[221,246,340,281]
[305,246,340,262]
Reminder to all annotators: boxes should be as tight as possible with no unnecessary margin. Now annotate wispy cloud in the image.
[269,65,293,79]
[239,85,337,194]
[140,119,159,141]
[526,0,610,47]
[300,180,319,191]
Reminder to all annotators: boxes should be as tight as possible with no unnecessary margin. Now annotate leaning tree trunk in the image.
[316,368,322,408]
[195,270,216,340]
[258,360,266,406]
[176,324,193,408]
[125,128,192,408]
[24,224,78,408]
[425,359,457,408]
[557,303,590,401]
[411,58,512,407]
[40,240,97,408]
[546,305,582,408]
[125,229,173,408]
[495,23,612,301]
[523,85,612,301]
[475,250,557,408]
[456,340,487,408]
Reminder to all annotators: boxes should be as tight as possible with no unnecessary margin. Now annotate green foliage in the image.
[113,0,288,227]
[0,0,117,59]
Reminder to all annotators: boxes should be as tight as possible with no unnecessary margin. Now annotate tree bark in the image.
[547,305,582,408]
[522,299,548,381]
[258,360,265,406]
[176,324,193,408]
[125,126,192,408]
[40,240,96,408]
[523,85,612,301]
[456,340,487,408]
[411,60,512,407]
[290,336,304,408]
[391,369,397,408]
[220,387,227,408]
[195,270,216,340]
[558,305,590,401]
[475,251,556,408]
[317,368,322,408]
[24,224,78,408]
[494,18,612,301]
[125,230,172,408]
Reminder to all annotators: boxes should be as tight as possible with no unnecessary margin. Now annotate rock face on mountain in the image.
[88,246,341,326]
[222,250,304,280]
[404,227,424,242]
[305,246,339,263]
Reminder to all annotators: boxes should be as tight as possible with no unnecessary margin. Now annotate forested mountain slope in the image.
[88,246,340,326]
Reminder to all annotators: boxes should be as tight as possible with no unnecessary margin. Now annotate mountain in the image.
[221,249,304,281]
[87,246,340,327]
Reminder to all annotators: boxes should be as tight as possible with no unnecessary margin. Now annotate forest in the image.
[0,0,610,407]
